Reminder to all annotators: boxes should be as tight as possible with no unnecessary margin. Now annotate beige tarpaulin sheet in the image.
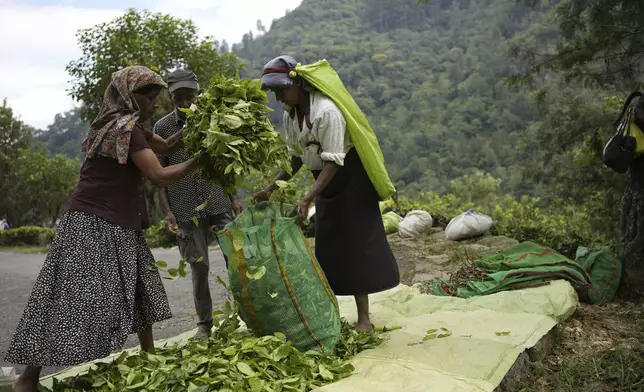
[41,280,578,391]
[316,280,577,391]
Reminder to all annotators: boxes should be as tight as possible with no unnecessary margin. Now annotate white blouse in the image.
[282,92,353,171]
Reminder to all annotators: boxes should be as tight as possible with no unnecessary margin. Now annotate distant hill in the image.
[234,0,542,196]
[35,108,88,159]
[39,0,545,197]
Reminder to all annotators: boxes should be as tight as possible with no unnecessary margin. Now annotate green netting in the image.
[575,246,622,304]
[217,202,341,354]
[430,241,592,298]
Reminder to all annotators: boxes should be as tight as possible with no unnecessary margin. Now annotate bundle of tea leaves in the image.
[182,75,290,194]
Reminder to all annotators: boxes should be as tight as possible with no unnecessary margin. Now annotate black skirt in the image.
[313,148,400,296]
[620,156,644,298]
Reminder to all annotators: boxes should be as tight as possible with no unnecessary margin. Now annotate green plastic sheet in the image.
[431,242,592,297]
[295,60,396,201]
[575,246,622,304]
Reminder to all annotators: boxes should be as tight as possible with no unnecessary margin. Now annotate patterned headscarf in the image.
[82,66,168,164]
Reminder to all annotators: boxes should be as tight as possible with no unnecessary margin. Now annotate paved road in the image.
[0,247,229,375]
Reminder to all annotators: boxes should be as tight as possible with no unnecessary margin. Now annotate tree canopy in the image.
[511,0,644,88]
[0,101,80,226]
[67,9,239,122]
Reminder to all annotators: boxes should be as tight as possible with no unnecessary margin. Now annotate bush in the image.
[0,226,56,246]
[396,192,606,257]
[144,220,176,248]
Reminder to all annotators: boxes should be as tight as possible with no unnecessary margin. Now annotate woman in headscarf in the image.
[254,56,400,332]
[7,66,200,392]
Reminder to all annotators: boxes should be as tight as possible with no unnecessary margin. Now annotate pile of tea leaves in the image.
[182,75,290,194]
[45,298,388,392]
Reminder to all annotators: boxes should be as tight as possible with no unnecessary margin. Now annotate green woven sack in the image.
[575,246,622,305]
[217,202,341,354]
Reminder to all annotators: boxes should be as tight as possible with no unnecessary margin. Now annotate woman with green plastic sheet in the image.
[253,55,400,331]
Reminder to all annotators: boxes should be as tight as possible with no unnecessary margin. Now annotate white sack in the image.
[398,210,433,238]
[444,210,493,241]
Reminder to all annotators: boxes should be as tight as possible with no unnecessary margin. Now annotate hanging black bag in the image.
[602,92,642,174]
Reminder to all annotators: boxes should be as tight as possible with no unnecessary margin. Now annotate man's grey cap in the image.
[168,69,200,93]
[261,55,298,90]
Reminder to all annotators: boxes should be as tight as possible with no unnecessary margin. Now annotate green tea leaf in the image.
[178,259,188,277]
[236,361,256,376]
[125,375,149,389]
[246,266,267,280]
[275,180,289,189]
[248,377,264,392]
[232,228,244,251]
[222,114,243,129]
[495,331,511,336]
[224,163,234,175]
[155,260,168,268]
[319,364,334,380]
[187,383,208,392]
[91,379,107,387]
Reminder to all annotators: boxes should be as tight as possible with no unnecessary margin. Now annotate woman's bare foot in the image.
[354,295,373,332]
[355,322,374,333]
[137,326,155,353]
[12,371,40,392]
[13,365,41,392]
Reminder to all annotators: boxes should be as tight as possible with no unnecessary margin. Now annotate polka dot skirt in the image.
[4,211,172,367]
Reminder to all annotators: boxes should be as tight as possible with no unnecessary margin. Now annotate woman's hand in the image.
[149,128,185,157]
[131,149,199,187]
[298,199,312,220]
[252,187,273,203]
[164,211,179,235]
[230,195,244,216]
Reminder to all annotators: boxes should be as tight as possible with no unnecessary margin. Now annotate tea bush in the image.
[0,226,56,246]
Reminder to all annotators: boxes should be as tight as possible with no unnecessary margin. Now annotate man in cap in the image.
[154,69,243,339]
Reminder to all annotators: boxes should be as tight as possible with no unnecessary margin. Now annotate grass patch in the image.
[446,244,479,265]
[519,301,644,392]
[0,245,48,254]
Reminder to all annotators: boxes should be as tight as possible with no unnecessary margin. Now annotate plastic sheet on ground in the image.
[40,281,577,391]
[315,280,577,392]
[0,367,17,392]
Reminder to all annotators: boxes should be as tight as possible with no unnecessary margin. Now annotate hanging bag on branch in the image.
[602,92,644,174]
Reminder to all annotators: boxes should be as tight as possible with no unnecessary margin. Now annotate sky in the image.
[0,0,303,129]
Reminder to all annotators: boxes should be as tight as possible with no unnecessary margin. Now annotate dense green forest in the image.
[234,0,542,196]
[36,0,545,197]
